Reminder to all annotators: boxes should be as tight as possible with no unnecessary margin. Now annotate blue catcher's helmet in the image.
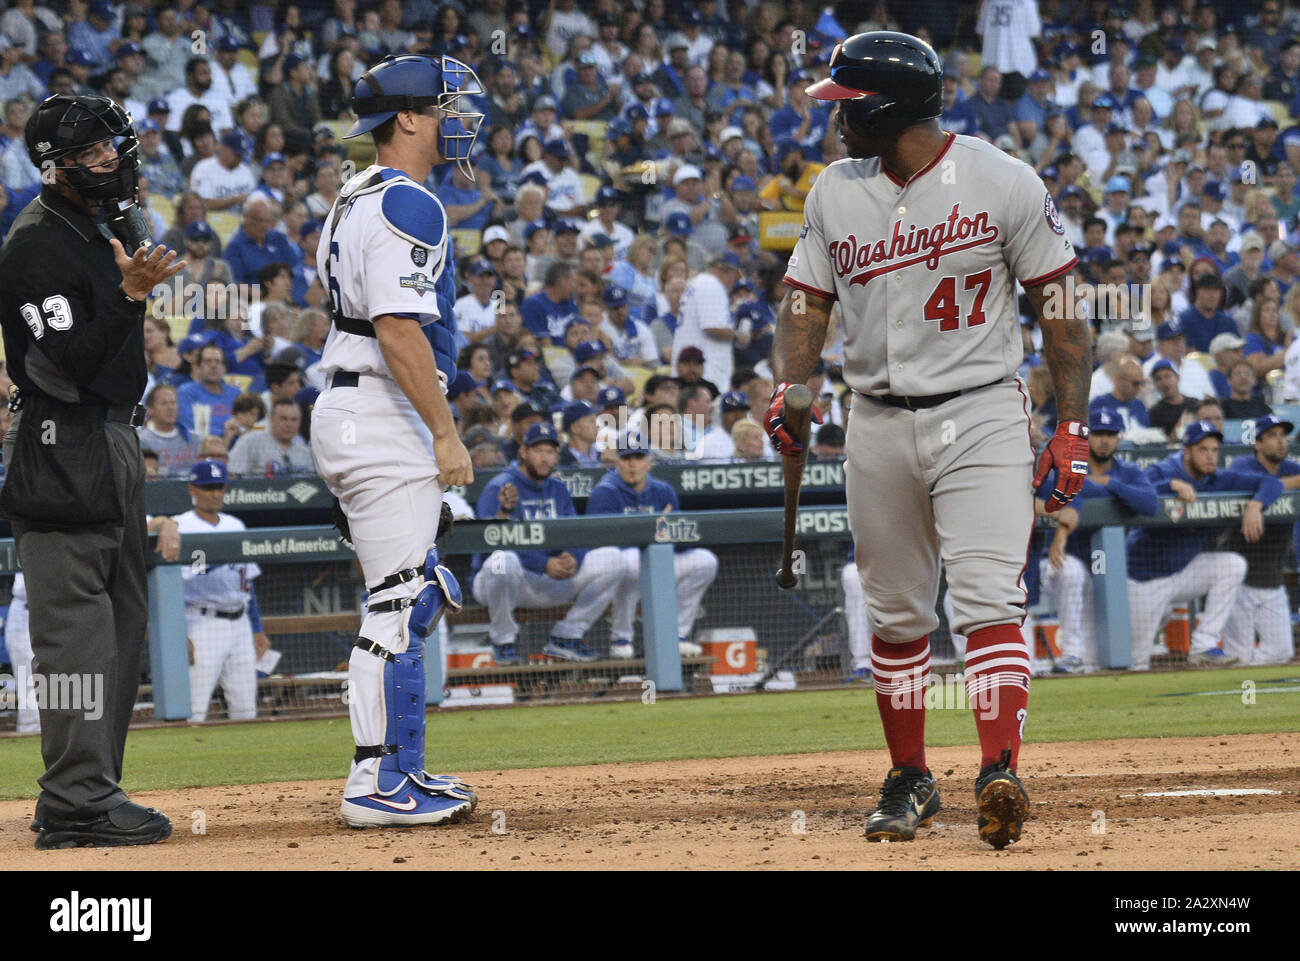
[347,54,484,180]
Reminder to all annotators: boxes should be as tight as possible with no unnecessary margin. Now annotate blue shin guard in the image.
[375,547,474,805]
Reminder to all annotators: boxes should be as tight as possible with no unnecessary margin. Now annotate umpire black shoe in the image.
[864,766,940,841]
[975,750,1030,850]
[30,798,45,832]
[35,800,172,849]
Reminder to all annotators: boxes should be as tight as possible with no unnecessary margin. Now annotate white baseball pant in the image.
[609,547,718,641]
[841,561,873,670]
[187,610,257,723]
[312,376,444,798]
[5,593,38,734]
[1223,584,1295,665]
[843,562,968,667]
[1126,551,1247,670]
[1039,554,1097,667]
[472,547,625,645]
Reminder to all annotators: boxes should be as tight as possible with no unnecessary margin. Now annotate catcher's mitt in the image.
[437,500,454,540]
[331,495,354,549]
[332,497,454,549]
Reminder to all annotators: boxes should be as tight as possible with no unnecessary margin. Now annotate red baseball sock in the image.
[871,634,931,771]
[963,624,1031,770]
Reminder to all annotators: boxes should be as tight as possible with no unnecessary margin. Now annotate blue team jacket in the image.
[1125,453,1283,581]
[474,463,582,575]
[1037,459,1160,565]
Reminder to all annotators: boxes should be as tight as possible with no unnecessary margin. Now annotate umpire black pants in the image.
[4,417,148,817]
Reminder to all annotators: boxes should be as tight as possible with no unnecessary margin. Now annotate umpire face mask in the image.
[27,95,153,251]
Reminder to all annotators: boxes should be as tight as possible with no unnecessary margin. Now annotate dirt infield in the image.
[3,733,1297,869]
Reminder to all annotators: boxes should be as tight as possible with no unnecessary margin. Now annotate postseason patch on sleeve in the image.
[1044,193,1065,235]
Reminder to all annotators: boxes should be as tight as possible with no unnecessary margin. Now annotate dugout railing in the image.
[1,494,1296,723]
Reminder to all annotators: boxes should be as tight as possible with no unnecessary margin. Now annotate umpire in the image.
[0,96,183,848]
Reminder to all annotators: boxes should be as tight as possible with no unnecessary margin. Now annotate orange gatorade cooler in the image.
[1034,617,1063,659]
[1163,606,1191,655]
[697,628,757,675]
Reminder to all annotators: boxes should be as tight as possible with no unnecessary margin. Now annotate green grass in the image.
[1,667,1297,800]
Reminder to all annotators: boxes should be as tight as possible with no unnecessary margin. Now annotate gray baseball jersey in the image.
[784,132,1076,397]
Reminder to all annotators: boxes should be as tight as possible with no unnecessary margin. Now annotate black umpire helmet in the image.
[25,95,141,204]
[806,31,943,139]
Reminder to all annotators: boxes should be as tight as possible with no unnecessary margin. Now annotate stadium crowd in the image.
[0,1,1297,675]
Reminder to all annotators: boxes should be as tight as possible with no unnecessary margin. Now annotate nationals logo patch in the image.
[1044,193,1065,235]
[410,246,428,267]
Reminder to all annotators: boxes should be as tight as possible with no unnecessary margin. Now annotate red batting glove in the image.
[763,381,823,456]
[1034,419,1090,512]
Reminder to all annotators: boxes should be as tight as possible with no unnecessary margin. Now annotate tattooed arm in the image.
[772,286,835,385]
[1025,279,1090,424]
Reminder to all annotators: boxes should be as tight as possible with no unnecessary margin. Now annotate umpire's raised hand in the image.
[110,239,185,301]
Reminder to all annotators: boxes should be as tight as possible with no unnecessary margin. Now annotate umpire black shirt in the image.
[0,186,147,406]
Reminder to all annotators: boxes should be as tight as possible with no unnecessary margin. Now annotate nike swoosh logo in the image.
[372,795,418,811]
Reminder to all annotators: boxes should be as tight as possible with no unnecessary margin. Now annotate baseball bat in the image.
[775,384,814,590]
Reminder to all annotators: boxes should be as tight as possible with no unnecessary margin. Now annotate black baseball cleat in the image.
[35,800,172,850]
[975,750,1030,850]
[29,799,45,833]
[864,766,940,841]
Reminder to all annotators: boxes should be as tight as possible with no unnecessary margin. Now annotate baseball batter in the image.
[178,460,265,723]
[310,54,481,828]
[767,32,1091,849]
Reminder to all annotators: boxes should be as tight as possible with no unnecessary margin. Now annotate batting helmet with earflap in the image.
[805,31,943,139]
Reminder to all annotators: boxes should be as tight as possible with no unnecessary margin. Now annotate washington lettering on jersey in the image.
[830,203,1000,285]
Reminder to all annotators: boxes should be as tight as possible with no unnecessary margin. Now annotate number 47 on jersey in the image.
[923,270,992,332]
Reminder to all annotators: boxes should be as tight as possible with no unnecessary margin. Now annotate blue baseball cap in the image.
[446,370,481,400]
[616,430,651,457]
[597,385,626,408]
[261,151,287,168]
[137,118,160,135]
[184,221,217,241]
[219,129,248,156]
[147,97,170,114]
[1029,68,1052,83]
[730,174,756,192]
[523,219,552,241]
[1090,407,1122,432]
[1156,319,1183,340]
[1149,358,1177,377]
[1093,94,1117,110]
[188,459,228,486]
[596,185,621,205]
[1255,413,1295,437]
[1106,175,1131,193]
[608,117,632,138]
[66,50,96,67]
[561,400,595,430]
[178,331,214,355]
[587,232,614,248]
[116,41,144,59]
[519,169,549,188]
[217,36,241,52]
[1202,181,1226,201]
[603,284,628,308]
[774,137,803,163]
[544,137,571,158]
[665,211,693,236]
[1183,420,1224,446]
[466,258,496,276]
[491,379,517,395]
[573,340,607,363]
[626,104,649,121]
[553,218,581,235]
[1058,185,1086,200]
[300,219,323,240]
[523,422,560,447]
[720,390,750,412]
